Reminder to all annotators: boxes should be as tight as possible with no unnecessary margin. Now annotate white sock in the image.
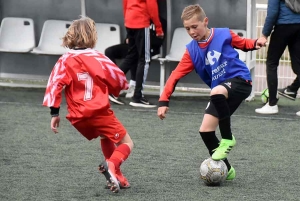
[129,80,136,87]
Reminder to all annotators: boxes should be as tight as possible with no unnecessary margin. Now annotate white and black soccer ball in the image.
[199,157,228,185]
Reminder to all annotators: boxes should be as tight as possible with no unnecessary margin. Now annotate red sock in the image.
[108,144,131,170]
[100,138,115,159]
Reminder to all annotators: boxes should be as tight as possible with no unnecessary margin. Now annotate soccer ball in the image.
[199,157,228,186]
[261,88,269,103]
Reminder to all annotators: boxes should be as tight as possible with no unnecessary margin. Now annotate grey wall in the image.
[0,0,248,88]
[0,0,82,77]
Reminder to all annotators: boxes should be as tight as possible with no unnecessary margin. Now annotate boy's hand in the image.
[51,116,60,134]
[256,36,267,49]
[157,106,169,120]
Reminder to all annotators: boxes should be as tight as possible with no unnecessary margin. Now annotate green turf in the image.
[1,87,300,201]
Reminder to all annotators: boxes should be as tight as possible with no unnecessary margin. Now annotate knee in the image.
[199,126,215,133]
[210,86,227,97]
[104,47,113,58]
[120,133,134,150]
[127,140,134,150]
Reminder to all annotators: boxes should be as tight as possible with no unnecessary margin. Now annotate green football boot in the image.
[226,166,236,180]
[212,135,236,160]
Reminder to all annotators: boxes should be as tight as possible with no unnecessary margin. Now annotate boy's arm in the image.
[158,50,194,107]
[230,30,258,51]
[79,54,128,97]
[43,58,69,116]
[99,59,129,96]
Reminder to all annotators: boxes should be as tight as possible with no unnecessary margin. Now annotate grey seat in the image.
[0,17,35,53]
[31,20,71,55]
[95,23,121,54]
[158,28,192,95]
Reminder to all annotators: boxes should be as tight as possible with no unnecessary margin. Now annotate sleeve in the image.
[230,30,257,51]
[262,0,280,37]
[158,50,194,107]
[100,61,129,97]
[43,57,70,108]
[146,0,163,35]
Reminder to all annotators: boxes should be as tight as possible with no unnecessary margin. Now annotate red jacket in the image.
[123,0,163,35]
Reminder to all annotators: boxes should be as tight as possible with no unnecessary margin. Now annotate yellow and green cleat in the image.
[212,135,236,160]
[226,166,236,180]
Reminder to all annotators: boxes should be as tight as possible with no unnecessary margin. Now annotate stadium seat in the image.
[31,20,71,55]
[231,29,247,62]
[95,23,121,53]
[158,27,192,95]
[0,17,35,53]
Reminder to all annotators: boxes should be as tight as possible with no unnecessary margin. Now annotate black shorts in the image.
[205,77,252,117]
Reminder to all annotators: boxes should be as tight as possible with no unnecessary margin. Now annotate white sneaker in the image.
[125,85,135,98]
[255,103,278,114]
[296,111,300,116]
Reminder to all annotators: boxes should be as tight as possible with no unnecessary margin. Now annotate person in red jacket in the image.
[43,16,134,193]
[112,0,164,108]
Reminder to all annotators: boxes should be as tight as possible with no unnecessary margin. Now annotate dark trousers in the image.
[266,24,300,105]
[119,27,150,99]
[104,43,136,80]
[288,76,300,92]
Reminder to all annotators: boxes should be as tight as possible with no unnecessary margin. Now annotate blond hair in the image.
[181,4,206,21]
[62,16,97,49]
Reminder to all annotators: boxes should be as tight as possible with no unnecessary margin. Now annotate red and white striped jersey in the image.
[43,48,128,120]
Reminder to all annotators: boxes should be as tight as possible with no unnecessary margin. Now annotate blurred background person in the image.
[255,0,300,115]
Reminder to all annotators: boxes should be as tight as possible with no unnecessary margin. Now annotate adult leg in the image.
[119,28,139,75]
[133,27,150,100]
[104,43,128,64]
[129,27,155,107]
[278,76,299,100]
[289,77,300,92]
[288,25,300,92]
[289,25,300,115]
[266,25,290,106]
[109,29,138,104]
[125,58,138,98]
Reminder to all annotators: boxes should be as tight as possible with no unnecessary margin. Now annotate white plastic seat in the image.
[158,28,192,94]
[94,23,121,53]
[0,17,35,53]
[231,29,247,62]
[31,20,71,55]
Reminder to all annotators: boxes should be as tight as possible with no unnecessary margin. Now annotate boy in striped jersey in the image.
[43,16,134,193]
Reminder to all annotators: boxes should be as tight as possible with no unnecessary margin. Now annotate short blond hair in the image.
[181,4,206,21]
[62,16,97,49]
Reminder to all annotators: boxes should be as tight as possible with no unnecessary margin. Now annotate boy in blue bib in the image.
[157,4,265,180]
